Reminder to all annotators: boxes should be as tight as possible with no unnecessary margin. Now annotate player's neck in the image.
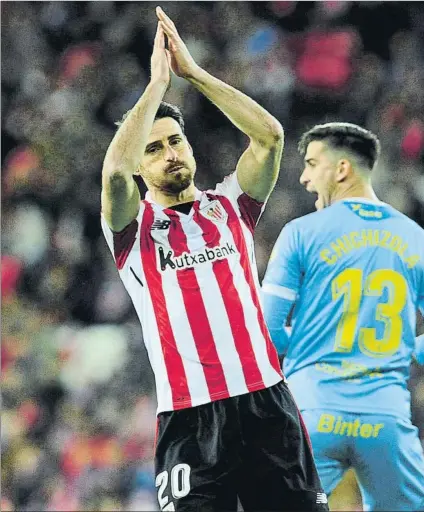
[332,181,378,204]
[148,183,197,208]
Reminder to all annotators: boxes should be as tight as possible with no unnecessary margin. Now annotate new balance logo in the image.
[152,220,171,230]
[158,242,236,271]
[316,492,328,504]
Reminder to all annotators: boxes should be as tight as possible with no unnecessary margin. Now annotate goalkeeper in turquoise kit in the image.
[262,122,424,511]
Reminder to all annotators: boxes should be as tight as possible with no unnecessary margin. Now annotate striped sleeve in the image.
[100,207,143,270]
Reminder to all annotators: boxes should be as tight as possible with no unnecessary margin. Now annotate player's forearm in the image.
[103,80,168,179]
[187,68,283,146]
[268,326,290,356]
[262,291,293,356]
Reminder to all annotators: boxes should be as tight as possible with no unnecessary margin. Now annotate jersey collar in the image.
[336,197,385,206]
[144,187,203,207]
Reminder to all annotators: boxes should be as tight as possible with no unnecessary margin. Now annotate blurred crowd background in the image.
[2,2,424,510]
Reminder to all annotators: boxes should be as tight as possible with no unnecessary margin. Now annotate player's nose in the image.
[299,170,308,186]
[164,144,178,161]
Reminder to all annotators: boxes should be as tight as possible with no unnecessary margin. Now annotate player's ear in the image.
[134,164,145,178]
[335,159,351,182]
[187,140,193,155]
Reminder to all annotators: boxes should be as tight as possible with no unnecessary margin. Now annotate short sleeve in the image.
[262,221,302,300]
[100,213,139,270]
[212,172,266,233]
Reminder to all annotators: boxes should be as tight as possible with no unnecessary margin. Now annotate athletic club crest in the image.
[200,200,228,223]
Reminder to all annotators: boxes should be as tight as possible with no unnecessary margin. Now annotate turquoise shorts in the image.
[301,409,424,511]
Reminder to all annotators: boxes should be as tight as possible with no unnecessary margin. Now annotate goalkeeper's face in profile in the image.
[300,141,341,210]
[136,117,196,194]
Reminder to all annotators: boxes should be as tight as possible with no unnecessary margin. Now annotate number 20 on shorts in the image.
[331,268,407,358]
[156,463,191,511]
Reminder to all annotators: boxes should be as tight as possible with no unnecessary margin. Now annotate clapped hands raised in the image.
[155,6,200,80]
[150,20,171,87]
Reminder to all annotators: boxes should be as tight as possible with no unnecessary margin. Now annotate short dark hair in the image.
[298,122,381,170]
[115,101,185,133]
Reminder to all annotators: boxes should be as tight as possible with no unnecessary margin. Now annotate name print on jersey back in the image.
[319,228,419,268]
[267,198,424,417]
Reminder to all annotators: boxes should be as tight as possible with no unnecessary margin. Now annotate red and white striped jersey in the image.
[101,172,282,413]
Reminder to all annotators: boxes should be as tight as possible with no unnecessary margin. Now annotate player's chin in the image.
[315,195,325,210]
[163,173,193,193]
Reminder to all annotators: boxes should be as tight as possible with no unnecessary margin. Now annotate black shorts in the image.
[154,380,328,512]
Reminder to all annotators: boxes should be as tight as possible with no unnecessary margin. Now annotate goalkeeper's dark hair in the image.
[115,101,185,133]
[298,122,381,171]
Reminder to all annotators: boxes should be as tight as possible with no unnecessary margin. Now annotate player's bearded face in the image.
[300,141,337,210]
[137,118,196,194]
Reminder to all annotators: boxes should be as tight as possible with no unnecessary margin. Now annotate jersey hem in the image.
[296,402,411,419]
[156,375,283,415]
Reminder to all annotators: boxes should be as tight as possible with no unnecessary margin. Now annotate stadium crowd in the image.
[2,2,424,510]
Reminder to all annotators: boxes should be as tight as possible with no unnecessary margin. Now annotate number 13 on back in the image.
[331,268,407,358]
